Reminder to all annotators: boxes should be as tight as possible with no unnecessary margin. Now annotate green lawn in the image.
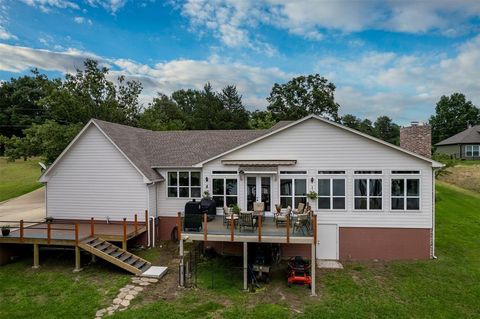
[0,157,43,202]
[0,181,479,318]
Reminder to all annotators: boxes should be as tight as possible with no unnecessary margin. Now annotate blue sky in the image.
[1,0,480,124]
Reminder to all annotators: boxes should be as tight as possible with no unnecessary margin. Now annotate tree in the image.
[138,94,186,131]
[0,69,58,138]
[358,119,375,137]
[267,74,340,121]
[429,93,480,144]
[218,85,249,129]
[248,110,277,129]
[341,114,361,130]
[374,116,400,145]
[43,59,143,126]
[2,121,83,163]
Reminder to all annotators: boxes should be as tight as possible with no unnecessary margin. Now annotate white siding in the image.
[148,183,157,217]
[199,118,433,228]
[155,169,203,216]
[46,125,147,221]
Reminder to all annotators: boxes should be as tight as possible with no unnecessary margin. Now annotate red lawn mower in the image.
[287,256,312,288]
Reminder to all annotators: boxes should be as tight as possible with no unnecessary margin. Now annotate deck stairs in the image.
[79,237,151,275]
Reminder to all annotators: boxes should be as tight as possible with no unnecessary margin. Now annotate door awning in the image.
[221,160,297,166]
[239,166,278,175]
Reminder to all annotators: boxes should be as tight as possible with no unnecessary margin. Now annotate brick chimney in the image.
[400,122,432,158]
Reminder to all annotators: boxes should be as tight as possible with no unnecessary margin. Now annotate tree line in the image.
[1,59,478,163]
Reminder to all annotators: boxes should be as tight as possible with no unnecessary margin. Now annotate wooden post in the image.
[177,212,182,241]
[313,214,318,244]
[47,223,51,244]
[243,242,248,291]
[32,243,40,269]
[230,213,234,242]
[74,223,79,246]
[203,213,208,242]
[122,218,127,251]
[90,217,94,237]
[20,220,24,242]
[134,214,138,234]
[286,215,290,243]
[311,243,316,296]
[73,246,82,272]
[258,215,262,242]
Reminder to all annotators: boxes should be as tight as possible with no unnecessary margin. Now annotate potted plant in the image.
[307,190,318,205]
[1,225,10,236]
[230,205,241,215]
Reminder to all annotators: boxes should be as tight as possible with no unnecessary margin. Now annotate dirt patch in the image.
[438,165,480,193]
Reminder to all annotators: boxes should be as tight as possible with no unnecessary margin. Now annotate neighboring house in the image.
[39,115,443,265]
[435,125,480,160]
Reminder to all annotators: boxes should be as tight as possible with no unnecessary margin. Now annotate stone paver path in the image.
[94,277,159,318]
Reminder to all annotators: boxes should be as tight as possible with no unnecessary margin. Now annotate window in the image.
[466,145,480,157]
[280,178,307,208]
[391,179,420,210]
[318,170,346,175]
[279,170,307,175]
[212,170,237,175]
[354,170,382,175]
[318,179,346,210]
[167,172,201,198]
[212,178,238,207]
[392,170,420,175]
[354,179,382,210]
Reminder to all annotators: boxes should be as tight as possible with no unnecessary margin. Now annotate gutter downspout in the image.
[432,168,437,259]
[150,216,156,248]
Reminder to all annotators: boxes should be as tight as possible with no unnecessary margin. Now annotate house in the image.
[435,125,480,160]
[37,115,443,293]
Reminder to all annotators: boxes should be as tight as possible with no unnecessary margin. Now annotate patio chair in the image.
[292,213,309,235]
[223,206,230,226]
[275,205,292,228]
[253,201,265,221]
[239,212,256,232]
[292,202,306,216]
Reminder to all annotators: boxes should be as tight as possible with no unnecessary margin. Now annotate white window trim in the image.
[465,145,480,157]
[279,178,307,208]
[317,178,346,211]
[353,178,383,211]
[167,171,202,199]
[391,178,421,211]
[212,177,238,207]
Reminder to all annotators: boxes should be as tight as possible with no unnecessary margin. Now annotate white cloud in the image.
[74,16,93,25]
[86,0,128,13]
[177,0,480,52]
[0,0,17,40]
[0,43,290,109]
[316,35,480,123]
[0,25,16,40]
[20,0,79,12]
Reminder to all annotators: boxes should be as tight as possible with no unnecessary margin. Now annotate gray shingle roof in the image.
[435,125,480,146]
[93,119,289,181]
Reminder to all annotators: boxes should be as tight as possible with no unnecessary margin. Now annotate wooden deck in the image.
[0,220,146,246]
[181,215,315,244]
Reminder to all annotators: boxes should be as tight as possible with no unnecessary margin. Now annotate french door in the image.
[246,176,272,212]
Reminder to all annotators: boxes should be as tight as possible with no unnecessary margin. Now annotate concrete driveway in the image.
[0,187,45,223]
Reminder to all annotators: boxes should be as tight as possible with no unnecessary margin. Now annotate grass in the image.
[437,161,480,193]
[0,157,43,202]
[0,250,130,319]
[0,181,479,318]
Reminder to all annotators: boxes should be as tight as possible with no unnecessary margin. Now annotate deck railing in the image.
[0,212,149,245]
[180,212,316,242]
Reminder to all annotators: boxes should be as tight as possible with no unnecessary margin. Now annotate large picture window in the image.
[466,145,480,157]
[167,171,201,198]
[354,179,382,210]
[280,178,307,208]
[318,178,346,210]
[391,179,420,210]
[212,178,238,207]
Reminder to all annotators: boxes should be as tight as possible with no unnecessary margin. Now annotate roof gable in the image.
[196,115,443,168]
